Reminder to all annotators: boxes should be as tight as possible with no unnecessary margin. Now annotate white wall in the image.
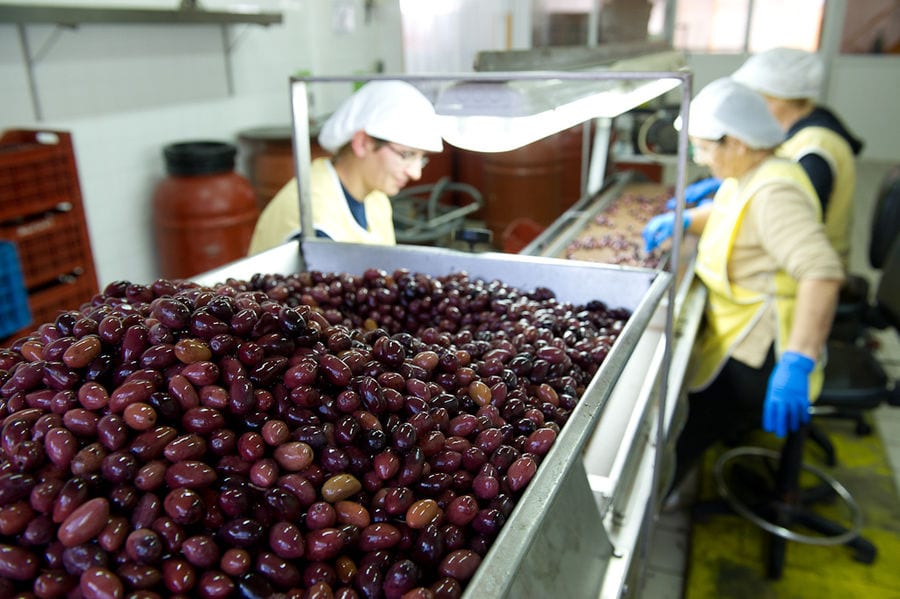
[826,54,900,162]
[0,0,404,287]
[683,52,900,162]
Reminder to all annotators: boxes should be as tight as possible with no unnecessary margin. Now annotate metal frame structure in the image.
[193,65,695,597]
[287,68,694,597]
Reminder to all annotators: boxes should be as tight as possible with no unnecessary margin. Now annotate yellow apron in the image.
[688,159,824,399]
[248,157,395,254]
[779,126,856,266]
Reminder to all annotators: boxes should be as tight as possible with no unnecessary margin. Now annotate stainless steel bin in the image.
[197,240,671,598]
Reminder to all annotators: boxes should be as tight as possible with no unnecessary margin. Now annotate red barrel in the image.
[478,124,586,243]
[153,141,258,280]
[239,125,338,212]
[239,126,300,212]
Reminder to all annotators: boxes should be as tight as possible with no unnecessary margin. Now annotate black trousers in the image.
[672,346,776,489]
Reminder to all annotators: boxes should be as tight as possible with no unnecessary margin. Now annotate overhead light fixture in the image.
[433,50,686,153]
[288,55,691,243]
[435,76,681,152]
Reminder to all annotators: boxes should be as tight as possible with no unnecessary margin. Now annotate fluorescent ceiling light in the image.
[435,76,680,152]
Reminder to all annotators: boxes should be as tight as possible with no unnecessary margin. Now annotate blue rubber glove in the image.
[642,211,692,253]
[665,177,722,210]
[762,351,815,438]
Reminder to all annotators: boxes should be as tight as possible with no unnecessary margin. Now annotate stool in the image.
[806,336,900,467]
[694,425,877,579]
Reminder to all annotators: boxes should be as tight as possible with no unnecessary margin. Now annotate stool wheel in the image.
[713,446,864,546]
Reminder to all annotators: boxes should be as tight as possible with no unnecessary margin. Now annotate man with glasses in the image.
[248,80,442,254]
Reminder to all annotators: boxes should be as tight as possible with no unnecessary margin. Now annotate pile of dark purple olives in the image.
[0,268,629,599]
[565,191,668,268]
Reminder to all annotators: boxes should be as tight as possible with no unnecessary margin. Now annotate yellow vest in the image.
[688,158,824,400]
[778,126,856,267]
[248,157,395,254]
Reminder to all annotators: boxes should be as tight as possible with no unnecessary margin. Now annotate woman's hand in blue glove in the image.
[642,211,692,253]
[762,351,815,437]
[665,177,722,210]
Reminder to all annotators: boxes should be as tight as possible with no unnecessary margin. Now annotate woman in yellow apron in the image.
[643,78,845,492]
[733,47,864,266]
[665,49,864,268]
[248,80,444,254]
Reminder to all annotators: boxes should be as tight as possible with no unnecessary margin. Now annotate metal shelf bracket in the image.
[4,4,283,120]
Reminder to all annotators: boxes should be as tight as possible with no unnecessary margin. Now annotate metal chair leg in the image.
[709,426,877,579]
[807,423,837,466]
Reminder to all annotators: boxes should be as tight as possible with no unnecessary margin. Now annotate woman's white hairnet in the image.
[318,80,444,154]
[731,47,824,100]
[686,78,785,149]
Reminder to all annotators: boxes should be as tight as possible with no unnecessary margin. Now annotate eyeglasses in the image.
[689,137,726,161]
[372,137,430,168]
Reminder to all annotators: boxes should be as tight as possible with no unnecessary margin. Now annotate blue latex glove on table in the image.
[762,351,815,438]
[664,177,722,210]
[642,211,692,253]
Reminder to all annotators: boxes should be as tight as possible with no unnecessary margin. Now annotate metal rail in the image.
[278,65,694,597]
[0,4,282,25]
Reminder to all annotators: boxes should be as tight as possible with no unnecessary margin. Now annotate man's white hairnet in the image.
[687,78,785,149]
[318,80,444,154]
[731,47,824,100]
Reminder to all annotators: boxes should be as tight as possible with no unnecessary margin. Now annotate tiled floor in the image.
[640,159,900,599]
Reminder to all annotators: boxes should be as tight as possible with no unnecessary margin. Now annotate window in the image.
[531,0,666,47]
[839,0,900,54]
[400,0,513,73]
[673,0,825,53]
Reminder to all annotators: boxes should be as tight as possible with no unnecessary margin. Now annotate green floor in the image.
[685,420,900,599]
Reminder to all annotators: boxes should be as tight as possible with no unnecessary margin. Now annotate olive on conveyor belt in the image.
[566,189,671,267]
[0,268,630,597]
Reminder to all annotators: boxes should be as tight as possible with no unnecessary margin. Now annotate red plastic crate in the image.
[0,129,98,311]
[501,217,545,253]
[0,209,89,289]
[26,274,96,330]
[0,130,81,223]
[1,273,97,346]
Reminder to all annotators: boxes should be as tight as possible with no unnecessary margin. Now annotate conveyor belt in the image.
[515,179,706,597]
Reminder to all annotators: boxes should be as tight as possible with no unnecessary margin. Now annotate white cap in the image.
[731,47,824,99]
[318,80,444,154]
[685,78,784,149]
